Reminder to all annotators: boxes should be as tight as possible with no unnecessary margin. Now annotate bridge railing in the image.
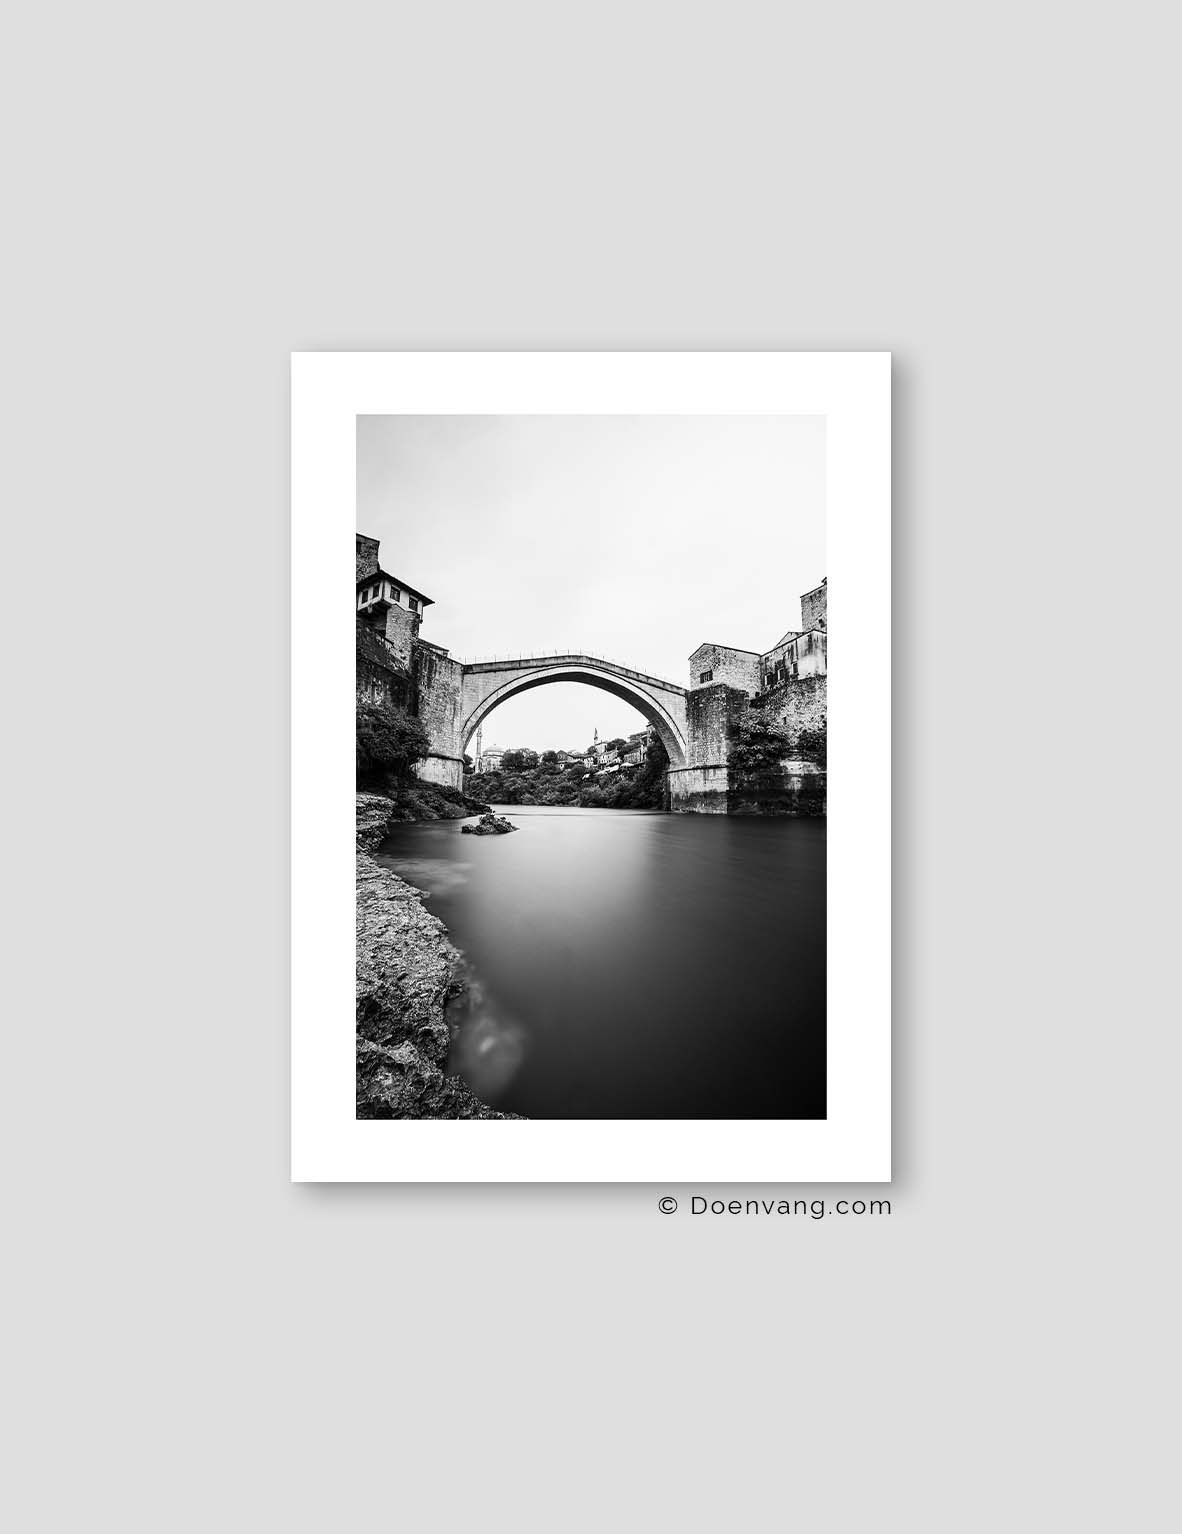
[460,649,685,691]
[463,648,636,666]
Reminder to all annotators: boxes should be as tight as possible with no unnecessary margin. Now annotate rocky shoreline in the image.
[356,793,518,1119]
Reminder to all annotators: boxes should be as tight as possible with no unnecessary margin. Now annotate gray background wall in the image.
[6,3,1175,1530]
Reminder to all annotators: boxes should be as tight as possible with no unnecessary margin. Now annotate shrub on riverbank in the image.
[796,727,827,768]
[356,700,431,791]
[384,781,490,822]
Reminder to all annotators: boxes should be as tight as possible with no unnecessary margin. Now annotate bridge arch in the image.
[460,660,688,769]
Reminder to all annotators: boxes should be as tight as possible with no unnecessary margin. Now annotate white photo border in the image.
[292,352,891,1181]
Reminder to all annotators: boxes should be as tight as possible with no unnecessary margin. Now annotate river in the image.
[375,806,825,1119]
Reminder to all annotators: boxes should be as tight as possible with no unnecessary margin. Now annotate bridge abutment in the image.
[667,679,827,814]
[410,644,466,791]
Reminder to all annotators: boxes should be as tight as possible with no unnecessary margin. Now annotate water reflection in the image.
[444,960,528,1099]
[384,856,472,895]
[376,806,826,1119]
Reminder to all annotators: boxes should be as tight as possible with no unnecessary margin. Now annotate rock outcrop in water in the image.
[460,812,517,836]
[356,793,518,1119]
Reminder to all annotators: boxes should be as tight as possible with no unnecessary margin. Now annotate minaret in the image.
[474,724,483,772]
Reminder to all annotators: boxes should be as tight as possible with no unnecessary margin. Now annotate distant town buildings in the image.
[467,726,653,777]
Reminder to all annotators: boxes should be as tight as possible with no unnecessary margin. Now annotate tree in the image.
[730,717,793,774]
[636,736,670,795]
[356,701,431,789]
[501,750,528,774]
[541,750,558,766]
[796,726,827,768]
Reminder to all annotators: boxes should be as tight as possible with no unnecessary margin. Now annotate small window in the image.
[699,669,714,683]
[391,587,401,604]
[408,597,420,613]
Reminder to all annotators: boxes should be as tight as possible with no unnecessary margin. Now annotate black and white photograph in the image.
[291,349,890,1182]
[354,415,828,1120]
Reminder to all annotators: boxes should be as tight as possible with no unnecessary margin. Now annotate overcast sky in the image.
[358,415,825,752]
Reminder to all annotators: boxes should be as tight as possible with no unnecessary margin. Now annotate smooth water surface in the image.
[376,807,825,1119]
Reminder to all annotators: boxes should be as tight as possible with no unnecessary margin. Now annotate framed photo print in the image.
[292,352,890,1181]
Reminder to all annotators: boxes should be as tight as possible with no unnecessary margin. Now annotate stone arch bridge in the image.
[413,650,688,787]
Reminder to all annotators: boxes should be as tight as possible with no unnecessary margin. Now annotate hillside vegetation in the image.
[467,739,670,809]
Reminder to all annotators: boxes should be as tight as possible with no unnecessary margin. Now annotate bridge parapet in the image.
[461,653,687,696]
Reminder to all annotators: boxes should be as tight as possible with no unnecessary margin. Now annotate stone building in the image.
[356,533,467,786]
[800,577,827,633]
[688,642,762,694]
[759,626,827,687]
[356,562,435,670]
[669,576,828,814]
[688,578,826,699]
[620,724,655,765]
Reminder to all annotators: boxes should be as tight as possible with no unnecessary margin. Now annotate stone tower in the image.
[355,533,434,669]
[800,577,827,632]
[356,534,380,582]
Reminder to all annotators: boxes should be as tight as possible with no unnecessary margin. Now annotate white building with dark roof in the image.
[356,535,436,668]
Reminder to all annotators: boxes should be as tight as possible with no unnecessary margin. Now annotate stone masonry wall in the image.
[412,642,465,789]
[356,534,380,581]
[685,682,750,768]
[676,673,827,816]
[757,674,827,752]
[801,579,827,632]
[667,764,731,814]
[688,643,761,694]
[357,622,412,708]
[382,601,421,668]
[728,770,827,816]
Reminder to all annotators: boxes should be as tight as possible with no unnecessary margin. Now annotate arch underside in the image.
[462,666,687,768]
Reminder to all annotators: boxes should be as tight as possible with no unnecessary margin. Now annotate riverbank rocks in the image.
[460,812,518,836]
[356,794,520,1119]
[357,792,399,852]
